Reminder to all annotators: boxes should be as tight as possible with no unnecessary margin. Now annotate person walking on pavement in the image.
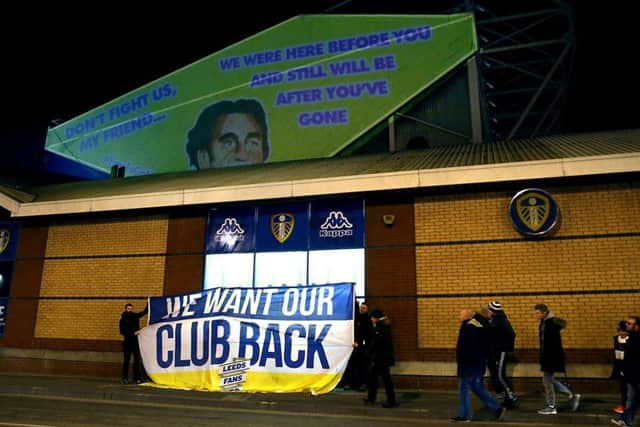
[534,303,580,414]
[486,301,519,408]
[363,308,397,408]
[612,316,640,427]
[611,320,630,414]
[119,302,148,384]
[452,307,506,422]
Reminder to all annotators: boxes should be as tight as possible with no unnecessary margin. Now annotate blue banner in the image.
[0,222,19,261]
[206,207,256,253]
[0,262,13,298]
[149,283,354,324]
[256,203,308,252]
[0,297,7,337]
[310,199,364,250]
[139,283,355,393]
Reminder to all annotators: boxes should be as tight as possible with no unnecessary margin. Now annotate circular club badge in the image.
[509,188,559,236]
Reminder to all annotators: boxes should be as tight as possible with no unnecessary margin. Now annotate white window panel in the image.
[204,253,254,289]
[254,251,307,288]
[308,249,365,297]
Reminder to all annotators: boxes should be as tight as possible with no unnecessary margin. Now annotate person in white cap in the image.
[486,301,519,408]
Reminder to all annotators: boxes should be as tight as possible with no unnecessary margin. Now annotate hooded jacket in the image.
[491,310,516,353]
[370,316,395,367]
[539,311,566,373]
[456,313,491,377]
[622,330,640,385]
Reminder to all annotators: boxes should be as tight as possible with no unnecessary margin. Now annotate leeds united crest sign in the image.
[509,189,559,236]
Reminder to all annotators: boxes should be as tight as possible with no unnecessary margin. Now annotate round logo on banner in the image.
[509,188,560,236]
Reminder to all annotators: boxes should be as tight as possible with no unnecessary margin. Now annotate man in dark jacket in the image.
[534,304,580,414]
[119,302,148,384]
[363,308,396,408]
[486,301,519,408]
[352,301,374,390]
[612,316,640,427]
[452,307,506,422]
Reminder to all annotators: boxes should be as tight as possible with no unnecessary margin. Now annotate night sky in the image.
[0,1,636,178]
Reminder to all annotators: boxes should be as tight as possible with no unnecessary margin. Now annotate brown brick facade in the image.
[2,180,638,381]
[365,198,417,362]
[414,183,640,364]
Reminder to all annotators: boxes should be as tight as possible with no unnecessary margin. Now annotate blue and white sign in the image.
[138,283,355,393]
[206,207,256,253]
[310,199,364,250]
[509,188,560,236]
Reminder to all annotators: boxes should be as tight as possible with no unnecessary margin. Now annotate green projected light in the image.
[45,14,477,176]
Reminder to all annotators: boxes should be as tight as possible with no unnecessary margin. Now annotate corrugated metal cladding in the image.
[1,129,638,206]
[395,66,472,149]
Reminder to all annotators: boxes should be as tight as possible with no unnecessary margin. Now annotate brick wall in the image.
[2,223,48,348]
[414,183,640,361]
[34,216,168,341]
[3,181,638,379]
[365,197,417,362]
[164,212,206,296]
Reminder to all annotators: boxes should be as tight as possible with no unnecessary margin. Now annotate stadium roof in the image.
[1,129,639,218]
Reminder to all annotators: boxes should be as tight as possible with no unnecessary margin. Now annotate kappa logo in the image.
[0,229,9,254]
[271,213,294,243]
[214,218,245,243]
[319,211,353,238]
[509,188,559,236]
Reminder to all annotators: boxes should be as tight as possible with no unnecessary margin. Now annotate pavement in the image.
[0,373,627,425]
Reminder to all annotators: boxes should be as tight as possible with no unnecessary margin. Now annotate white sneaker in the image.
[611,419,630,427]
[538,406,557,415]
[570,394,581,412]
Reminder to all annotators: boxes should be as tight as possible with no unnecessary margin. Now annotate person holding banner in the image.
[352,301,374,391]
[119,302,148,384]
[363,308,397,408]
[186,98,271,170]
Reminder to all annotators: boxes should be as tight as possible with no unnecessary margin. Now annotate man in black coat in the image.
[352,301,374,390]
[534,303,580,414]
[612,316,640,427]
[119,302,148,384]
[486,301,519,408]
[363,308,396,408]
[452,308,506,422]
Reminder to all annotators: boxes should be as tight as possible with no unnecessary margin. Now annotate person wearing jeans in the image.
[452,308,506,422]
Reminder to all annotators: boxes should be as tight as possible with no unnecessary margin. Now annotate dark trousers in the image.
[122,336,142,381]
[621,382,639,426]
[487,351,515,400]
[367,363,396,404]
[352,347,369,389]
[619,377,628,406]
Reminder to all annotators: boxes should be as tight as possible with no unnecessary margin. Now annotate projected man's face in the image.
[210,113,265,168]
